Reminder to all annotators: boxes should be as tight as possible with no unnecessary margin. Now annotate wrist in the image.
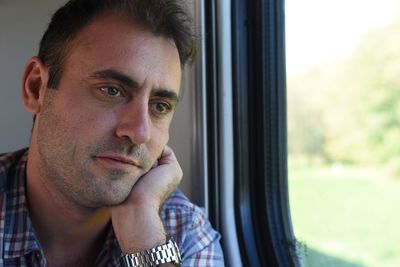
[112,207,166,254]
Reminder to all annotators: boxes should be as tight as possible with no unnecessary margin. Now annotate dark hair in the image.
[38,0,196,89]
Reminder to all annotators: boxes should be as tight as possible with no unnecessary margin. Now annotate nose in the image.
[115,100,151,145]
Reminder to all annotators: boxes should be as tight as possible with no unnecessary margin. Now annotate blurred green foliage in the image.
[289,164,400,267]
[287,17,400,177]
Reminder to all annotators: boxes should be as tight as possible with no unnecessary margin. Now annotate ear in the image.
[22,57,49,114]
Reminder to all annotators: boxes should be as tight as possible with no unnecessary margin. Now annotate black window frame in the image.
[204,0,300,266]
[232,1,298,266]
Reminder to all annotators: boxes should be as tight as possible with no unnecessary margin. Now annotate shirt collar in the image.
[0,149,43,260]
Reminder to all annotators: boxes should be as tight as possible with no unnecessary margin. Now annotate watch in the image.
[120,237,182,267]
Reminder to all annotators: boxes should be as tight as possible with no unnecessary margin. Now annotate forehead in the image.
[62,12,181,90]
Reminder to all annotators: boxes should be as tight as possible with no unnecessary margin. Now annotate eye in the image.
[153,102,172,115]
[99,86,124,97]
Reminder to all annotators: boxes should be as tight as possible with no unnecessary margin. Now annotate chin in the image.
[103,189,132,206]
[80,186,132,208]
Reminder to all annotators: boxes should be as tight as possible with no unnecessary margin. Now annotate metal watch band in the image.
[120,237,181,267]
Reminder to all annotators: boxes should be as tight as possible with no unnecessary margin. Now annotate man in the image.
[0,0,224,266]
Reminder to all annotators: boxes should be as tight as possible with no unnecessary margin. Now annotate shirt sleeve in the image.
[161,190,225,267]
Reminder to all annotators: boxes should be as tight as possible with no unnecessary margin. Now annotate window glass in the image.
[286,1,400,266]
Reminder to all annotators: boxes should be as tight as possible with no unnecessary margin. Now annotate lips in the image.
[95,153,142,169]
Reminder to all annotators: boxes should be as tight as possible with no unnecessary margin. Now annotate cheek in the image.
[67,98,119,134]
[40,110,108,160]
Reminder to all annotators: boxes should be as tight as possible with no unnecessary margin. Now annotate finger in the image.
[157,145,177,165]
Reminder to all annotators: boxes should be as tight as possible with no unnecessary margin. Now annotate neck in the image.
[25,147,110,263]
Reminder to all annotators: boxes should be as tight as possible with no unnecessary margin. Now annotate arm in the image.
[109,146,182,266]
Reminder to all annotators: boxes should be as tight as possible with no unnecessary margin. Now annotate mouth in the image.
[94,153,142,170]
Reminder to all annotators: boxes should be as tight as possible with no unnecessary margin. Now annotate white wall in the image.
[0,0,65,152]
[0,0,199,203]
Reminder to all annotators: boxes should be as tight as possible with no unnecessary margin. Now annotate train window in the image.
[286,0,400,266]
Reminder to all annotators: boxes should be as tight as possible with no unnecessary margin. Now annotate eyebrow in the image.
[151,89,180,104]
[90,68,180,103]
[90,69,140,89]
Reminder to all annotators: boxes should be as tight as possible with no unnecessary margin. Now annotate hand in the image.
[109,146,183,253]
[125,145,183,209]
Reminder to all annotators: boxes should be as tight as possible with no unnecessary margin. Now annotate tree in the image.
[288,16,400,176]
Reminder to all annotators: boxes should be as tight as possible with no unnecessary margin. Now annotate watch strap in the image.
[120,237,181,267]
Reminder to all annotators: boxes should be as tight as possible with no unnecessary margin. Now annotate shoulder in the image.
[0,148,28,192]
[161,189,225,266]
[161,189,208,232]
[0,149,22,171]
[0,148,28,170]
[162,189,199,212]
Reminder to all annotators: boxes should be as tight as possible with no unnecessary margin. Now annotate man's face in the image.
[34,13,182,208]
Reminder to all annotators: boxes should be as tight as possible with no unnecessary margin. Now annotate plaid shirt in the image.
[0,149,224,266]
